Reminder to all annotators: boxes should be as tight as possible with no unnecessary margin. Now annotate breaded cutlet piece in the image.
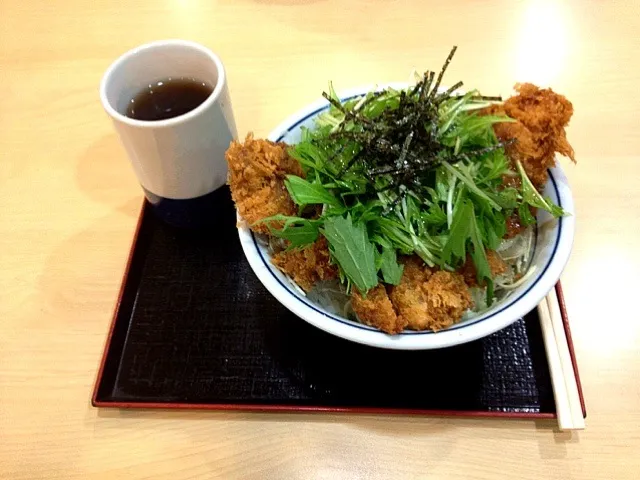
[459,250,507,287]
[226,133,305,234]
[389,256,473,331]
[271,237,338,292]
[485,83,576,188]
[351,284,406,335]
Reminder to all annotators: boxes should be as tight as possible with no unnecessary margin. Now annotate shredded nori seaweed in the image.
[319,46,512,207]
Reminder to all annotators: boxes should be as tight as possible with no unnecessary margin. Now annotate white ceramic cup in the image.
[100,39,237,227]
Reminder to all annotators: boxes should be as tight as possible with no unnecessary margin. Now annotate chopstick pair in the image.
[537,288,585,431]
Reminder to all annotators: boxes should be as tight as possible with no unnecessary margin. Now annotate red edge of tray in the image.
[91,202,586,419]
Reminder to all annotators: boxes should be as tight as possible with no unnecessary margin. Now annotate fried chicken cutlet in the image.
[485,83,576,187]
[350,257,474,333]
[226,133,304,234]
[351,285,406,334]
[389,257,473,331]
[271,237,338,292]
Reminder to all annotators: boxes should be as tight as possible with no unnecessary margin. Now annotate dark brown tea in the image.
[125,77,213,121]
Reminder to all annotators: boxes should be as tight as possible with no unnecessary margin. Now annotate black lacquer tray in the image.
[92,187,585,418]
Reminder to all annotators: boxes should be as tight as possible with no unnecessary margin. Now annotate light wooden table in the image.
[1,0,639,478]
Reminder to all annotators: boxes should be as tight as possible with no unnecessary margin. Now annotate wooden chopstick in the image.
[537,291,586,431]
[545,288,586,429]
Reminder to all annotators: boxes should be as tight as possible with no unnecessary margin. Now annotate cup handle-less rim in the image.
[99,39,227,129]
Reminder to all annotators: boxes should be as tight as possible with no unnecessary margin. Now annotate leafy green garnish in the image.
[441,198,473,264]
[379,245,404,285]
[263,47,566,299]
[441,198,494,300]
[467,204,492,285]
[516,160,566,217]
[284,175,342,208]
[323,214,378,293]
[256,215,321,249]
[441,161,502,211]
[518,203,537,227]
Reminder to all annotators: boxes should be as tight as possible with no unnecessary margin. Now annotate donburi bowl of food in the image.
[228,49,576,350]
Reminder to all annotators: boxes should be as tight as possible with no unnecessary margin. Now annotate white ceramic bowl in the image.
[237,84,575,350]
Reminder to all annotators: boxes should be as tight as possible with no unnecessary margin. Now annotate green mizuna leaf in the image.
[322,214,378,293]
[256,214,321,249]
[271,223,320,249]
[441,199,471,265]
[516,160,566,217]
[379,245,404,285]
[467,204,492,284]
[440,199,491,287]
[284,175,342,208]
[518,202,537,227]
[441,161,502,211]
[468,207,494,302]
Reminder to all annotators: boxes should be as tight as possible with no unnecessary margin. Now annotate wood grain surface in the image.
[1,0,639,478]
